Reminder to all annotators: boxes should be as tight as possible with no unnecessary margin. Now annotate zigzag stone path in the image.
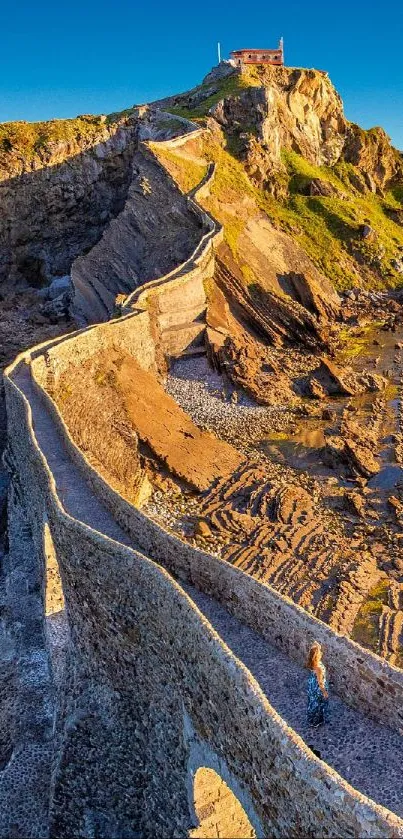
[15,362,403,822]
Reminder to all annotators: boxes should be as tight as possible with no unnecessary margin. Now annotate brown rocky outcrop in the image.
[343,431,380,479]
[309,357,358,396]
[205,281,295,405]
[343,124,403,194]
[0,116,138,292]
[214,258,333,350]
[216,330,295,406]
[308,357,386,398]
[210,67,347,183]
[194,461,377,631]
[207,66,402,196]
[300,177,343,198]
[385,207,403,226]
[71,146,202,322]
[325,406,383,479]
[0,109,202,327]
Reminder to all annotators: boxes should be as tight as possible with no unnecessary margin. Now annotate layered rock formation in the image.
[0,109,204,325]
[72,146,202,322]
[0,115,138,291]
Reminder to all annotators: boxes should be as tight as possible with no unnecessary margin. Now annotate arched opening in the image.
[43,521,69,686]
[44,521,64,617]
[190,767,256,838]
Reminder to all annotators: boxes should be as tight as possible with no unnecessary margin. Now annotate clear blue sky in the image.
[2,0,402,149]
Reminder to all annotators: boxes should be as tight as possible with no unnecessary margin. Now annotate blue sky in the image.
[1,0,402,149]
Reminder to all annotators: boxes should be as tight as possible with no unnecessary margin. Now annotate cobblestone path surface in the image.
[15,363,403,820]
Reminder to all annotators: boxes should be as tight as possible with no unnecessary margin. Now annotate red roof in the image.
[231,48,282,55]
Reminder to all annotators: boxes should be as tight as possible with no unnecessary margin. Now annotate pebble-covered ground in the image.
[165,355,296,445]
[144,355,340,556]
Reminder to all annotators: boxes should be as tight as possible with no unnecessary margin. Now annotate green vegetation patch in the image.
[352,577,389,652]
[167,66,262,121]
[152,111,403,293]
[147,143,207,193]
[0,114,111,163]
[263,150,403,291]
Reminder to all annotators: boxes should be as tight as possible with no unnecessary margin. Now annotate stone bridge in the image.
[2,131,403,838]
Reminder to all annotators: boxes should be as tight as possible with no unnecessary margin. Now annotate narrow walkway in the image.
[14,363,403,819]
[16,364,136,550]
[184,584,403,817]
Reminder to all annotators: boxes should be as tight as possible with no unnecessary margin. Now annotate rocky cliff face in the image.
[211,68,347,183]
[0,108,203,327]
[71,145,202,323]
[343,124,403,193]
[207,66,403,196]
[0,115,140,292]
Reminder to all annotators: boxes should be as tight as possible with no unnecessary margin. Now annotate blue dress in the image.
[307,663,329,726]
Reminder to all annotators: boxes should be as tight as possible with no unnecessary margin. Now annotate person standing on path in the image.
[306,641,329,727]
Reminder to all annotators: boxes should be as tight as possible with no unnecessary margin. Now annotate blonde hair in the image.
[306,642,322,670]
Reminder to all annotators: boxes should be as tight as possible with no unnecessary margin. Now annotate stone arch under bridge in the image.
[185,711,263,838]
[190,768,256,838]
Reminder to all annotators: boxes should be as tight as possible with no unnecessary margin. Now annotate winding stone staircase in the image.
[2,127,403,838]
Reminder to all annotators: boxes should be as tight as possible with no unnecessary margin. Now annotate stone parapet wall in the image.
[31,309,156,388]
[120,147,222,361]
[4,353,403,838]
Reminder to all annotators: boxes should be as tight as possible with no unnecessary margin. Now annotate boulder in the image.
[307,378,327,400]
[342,417,380,478]
[188,85,218,107]
[195,519,213,538]
[391,258,403,273]
[344,437,380,478]
[385,207,403,226]
[40,290,72,321]
[202,62,237,85]
[346,490,366,517]
[359,224,375,240]
[322,407,337,422]
[310,357,358,396]
[301,178,341,198]
[309,357,386,399]
[48,275,72,299]
[355,371,387,392]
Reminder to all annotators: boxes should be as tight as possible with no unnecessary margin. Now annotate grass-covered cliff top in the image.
[162,66,261,120]
[271,150,403,289]
[151,129,403,292]
[0,109,135,174]
[1,114,103,156]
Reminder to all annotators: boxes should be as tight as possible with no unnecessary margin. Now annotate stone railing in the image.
[108,141,224,364]
[121,148,223,315]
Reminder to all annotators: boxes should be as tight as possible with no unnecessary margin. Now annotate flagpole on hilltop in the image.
[217,42,221,63]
